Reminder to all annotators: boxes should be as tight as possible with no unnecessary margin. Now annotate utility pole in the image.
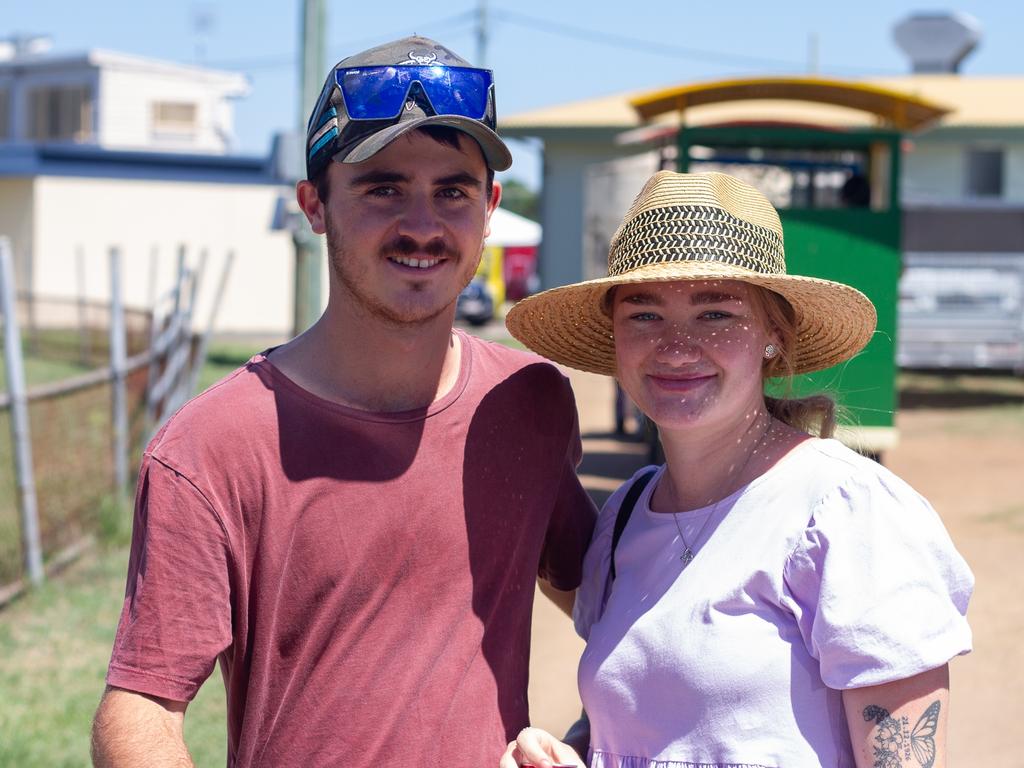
[477,0,488,68]
[807,32,819,75]
[293,0,325,337]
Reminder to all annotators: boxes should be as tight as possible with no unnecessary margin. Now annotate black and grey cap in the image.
[305,35,512,179]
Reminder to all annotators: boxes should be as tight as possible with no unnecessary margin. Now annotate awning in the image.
[630,76,950,131]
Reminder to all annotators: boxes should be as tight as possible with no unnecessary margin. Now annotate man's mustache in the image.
[381,236,459,260]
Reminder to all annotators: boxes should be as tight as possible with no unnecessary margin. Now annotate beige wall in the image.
[0,177,35,288]
[31,176,296,336]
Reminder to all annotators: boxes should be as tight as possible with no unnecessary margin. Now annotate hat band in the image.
[608,206,785,277]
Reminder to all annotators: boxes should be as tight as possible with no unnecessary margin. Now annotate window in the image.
[0,89,9,140]
[152,101,198,135]
[28,84,93,142]
[965,148,1004,197]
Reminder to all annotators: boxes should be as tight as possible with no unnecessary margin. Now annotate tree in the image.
[499,178,539,222]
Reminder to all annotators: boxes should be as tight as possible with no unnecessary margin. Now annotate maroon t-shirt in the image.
[107,331,596,766]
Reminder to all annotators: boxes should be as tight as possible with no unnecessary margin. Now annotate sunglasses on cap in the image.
[336,65,495,126]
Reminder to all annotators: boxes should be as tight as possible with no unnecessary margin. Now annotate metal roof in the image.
[0,143,278,185]
[629,76,950,131]
[501,75,1024,134]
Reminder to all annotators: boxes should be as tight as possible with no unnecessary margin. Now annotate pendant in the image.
[680,548,695,567]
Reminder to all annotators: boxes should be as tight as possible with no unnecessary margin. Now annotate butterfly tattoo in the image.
[863,700,940,768]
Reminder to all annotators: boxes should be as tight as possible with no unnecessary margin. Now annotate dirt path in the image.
[527,369,1023,765]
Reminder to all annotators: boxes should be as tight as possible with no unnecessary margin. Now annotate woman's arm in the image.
[842,664,949,768]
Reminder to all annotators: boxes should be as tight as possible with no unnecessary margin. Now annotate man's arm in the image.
[91,686,193,768]
[537,578,575,619]
[842,664,949,768]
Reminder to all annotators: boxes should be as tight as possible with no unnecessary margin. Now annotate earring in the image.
[764,344,777,359]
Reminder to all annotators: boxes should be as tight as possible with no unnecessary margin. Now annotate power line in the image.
[491,8,805,70]
[490,7,899,76]
[206,9,478,73]
[205,7,901,79]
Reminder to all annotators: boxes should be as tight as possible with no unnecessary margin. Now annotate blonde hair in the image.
[749,286,837,438]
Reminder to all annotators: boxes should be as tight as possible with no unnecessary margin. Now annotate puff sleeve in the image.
[782,466,973,690]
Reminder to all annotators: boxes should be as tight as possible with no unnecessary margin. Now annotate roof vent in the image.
[0,34,53,62]
[893,12,981,73]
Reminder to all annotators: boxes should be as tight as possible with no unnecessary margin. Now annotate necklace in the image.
[668,417,773,568]
[670,500,718,568]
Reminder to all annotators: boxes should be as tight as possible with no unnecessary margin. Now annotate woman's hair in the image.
[748,286,837,438]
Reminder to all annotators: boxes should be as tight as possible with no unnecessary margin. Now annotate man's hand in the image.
[499,727,585,768]
[91,686,194,767]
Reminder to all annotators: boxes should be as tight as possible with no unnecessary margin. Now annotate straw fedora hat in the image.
[505,170,877,376]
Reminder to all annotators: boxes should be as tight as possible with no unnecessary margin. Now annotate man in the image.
[91,36,595,767]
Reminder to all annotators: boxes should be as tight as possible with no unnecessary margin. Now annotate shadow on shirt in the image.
[462,363,594,745]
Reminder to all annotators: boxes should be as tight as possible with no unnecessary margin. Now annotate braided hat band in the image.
[505,171,877,377]
[608,205,786,277]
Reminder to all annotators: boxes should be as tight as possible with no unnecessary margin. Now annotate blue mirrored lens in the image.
[337,66,492,121]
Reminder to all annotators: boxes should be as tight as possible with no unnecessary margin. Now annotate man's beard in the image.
[324,217,472,327]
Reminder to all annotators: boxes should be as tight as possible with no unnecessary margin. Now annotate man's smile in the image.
[388,255,445,270]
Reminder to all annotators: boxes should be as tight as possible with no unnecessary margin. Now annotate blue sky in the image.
[5,1,1020,188]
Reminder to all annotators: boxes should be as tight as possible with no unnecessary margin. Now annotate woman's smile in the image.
[646,371,716,393]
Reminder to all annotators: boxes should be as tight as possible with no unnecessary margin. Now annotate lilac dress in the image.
[573,439,973,768]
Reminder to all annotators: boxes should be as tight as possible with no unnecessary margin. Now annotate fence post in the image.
[187,249,236,396]
[147,245,159,311]
[169,249,205,409]
[76,245,91,366]
[23,241,39,356]
[109,246,128,500]
[0,237,44,586]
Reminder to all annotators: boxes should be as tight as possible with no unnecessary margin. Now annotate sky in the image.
[5,1,1021,189]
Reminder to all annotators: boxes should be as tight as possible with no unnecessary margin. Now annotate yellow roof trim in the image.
[630,76,950,131]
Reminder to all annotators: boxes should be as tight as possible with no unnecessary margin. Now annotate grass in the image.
[0,338,262,395]
[0,346,262,767]
[899,370,1024,397]
[981,504,1024,532]
[0,543,228,767]
[194,342,264,393]
[0,353,92,390]
[897,370,1024,436]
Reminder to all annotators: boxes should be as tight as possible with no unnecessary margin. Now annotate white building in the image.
[0,145,295,337]
[0,43,250,154]
[0,43,303,337]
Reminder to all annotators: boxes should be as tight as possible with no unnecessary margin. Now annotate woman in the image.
[501,171,973,768]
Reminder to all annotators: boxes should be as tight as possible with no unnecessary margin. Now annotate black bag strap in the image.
[609,469,657,582]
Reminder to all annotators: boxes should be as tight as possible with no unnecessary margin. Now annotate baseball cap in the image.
[305,35,513,179]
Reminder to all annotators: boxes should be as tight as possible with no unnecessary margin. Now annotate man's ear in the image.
[483,180,502,240]
[296,179,326,235]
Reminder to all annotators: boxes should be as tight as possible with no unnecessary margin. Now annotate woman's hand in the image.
[499,727,586,768]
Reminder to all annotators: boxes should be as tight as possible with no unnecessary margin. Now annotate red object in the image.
[504,245,538,301]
